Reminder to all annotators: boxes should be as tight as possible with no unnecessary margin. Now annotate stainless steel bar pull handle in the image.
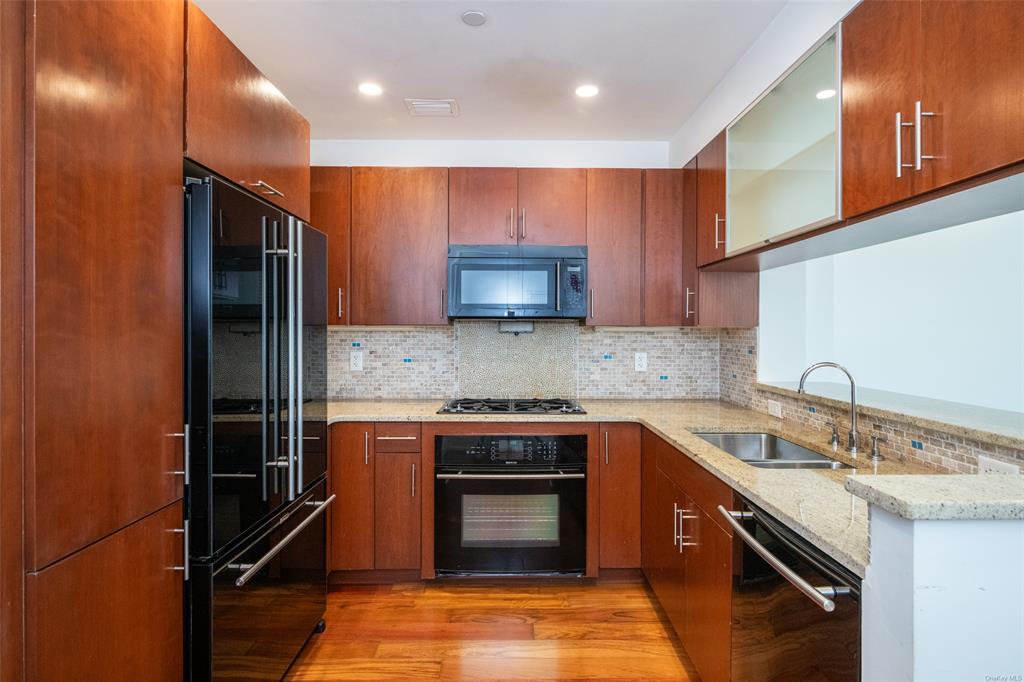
[520,208,526,240]
[172,520,189,581]
[678,509,698,552]
[436,473,585,481]
[364,431,369,465]
[249,180,284,197]
[235,495,336,587]
[555,261,561,312]
[914,100,936,170]
[377,436,417,441]
[895,111,914,178]
[685,288,695,319]
[589,289,595,320]
[672,502,680,547]
[411,463,416,497]
[286,217,297,501]
[170,425,190,485]
[509,208,515,240]
[603,430,609,465]
[717,506,844,612]
[440,288,445,319]
[337,288,344,319]
[296,221,305,494]
[714,213,726,249]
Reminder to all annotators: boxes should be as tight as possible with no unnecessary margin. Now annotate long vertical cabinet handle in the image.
[337,288,344,320]
[509,208,515,241]
[440,288,445,320]
[895,112,915,178]
[678,508,699,551]
[603,430,609,465]
[286,217,297,501]
[270,220,282,495]
[364,431,369,465]
[171,425,190,486]
[589,289,595,320]
[296,221,305,495]
[714,213,726,249]
[172,520,190,581]
[411,463,416,497]
[260,216,269,502]
[520,208,526,240]
[914,100,936,170]
[685,288,695,319]
[672,502,680,547]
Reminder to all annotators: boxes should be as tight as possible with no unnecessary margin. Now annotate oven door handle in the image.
[435,473,585,480]
[234,494,335,587]
[717,505,849,613]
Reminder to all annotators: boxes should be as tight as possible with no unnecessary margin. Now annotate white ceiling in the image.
[196,0,787,141]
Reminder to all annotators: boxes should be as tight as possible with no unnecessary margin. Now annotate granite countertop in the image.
[845,474,1024,520]
[326,398,941,577]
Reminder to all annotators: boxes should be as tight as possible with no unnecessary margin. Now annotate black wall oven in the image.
[434,435,587,575]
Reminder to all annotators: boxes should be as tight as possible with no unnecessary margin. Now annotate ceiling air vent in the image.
[404,98,459,117]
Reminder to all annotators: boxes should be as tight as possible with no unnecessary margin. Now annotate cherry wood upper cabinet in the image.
[517,168,588,245]
[680,161,700,326]
[586,169,644,326]
[598,423,641,568]
[644,169,686,326]
[842,0,1024,218]
[374,452,421,570]
[841,0,922,217]
[918,0,1024,191]
[311,167,351,325]
[350,167,449,325]
[330,423,374,571]
[28,0,184,569]
[449,167,519,244]
[696,132,727,266]
[185,1,311,219]
[26,502,184,681]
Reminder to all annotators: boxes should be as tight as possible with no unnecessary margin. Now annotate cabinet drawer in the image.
[653,436,735,533]
[374,423,422,452]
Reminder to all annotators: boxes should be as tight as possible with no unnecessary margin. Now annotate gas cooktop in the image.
[438,398,586,415]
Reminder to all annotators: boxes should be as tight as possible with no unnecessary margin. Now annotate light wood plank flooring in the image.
[286,572,696,681]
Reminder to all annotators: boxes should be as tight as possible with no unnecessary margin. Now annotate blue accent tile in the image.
[602,353,613,360]
[808,407,817,414]
[747,349,754,355]
[402,357,413,363]
[912,440,923,450]
[659,375,669,381]
[731,373,737,379]
[351,342,361,348]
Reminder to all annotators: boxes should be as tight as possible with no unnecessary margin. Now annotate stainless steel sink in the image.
[693,432,852,470]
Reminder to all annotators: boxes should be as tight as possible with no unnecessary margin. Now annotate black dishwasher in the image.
[719,499,861,681]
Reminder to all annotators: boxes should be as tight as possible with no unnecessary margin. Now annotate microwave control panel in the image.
[563,263,585,311]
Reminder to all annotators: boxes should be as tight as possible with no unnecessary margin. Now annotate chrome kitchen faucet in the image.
[797,362,861,456]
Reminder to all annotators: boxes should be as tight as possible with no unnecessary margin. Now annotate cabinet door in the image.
[374,453,421,569]
[680,160,699,326]
[654,470,687,640]
[517,168,587,245]
[449,167,518,245]
[350,167,449,325]
[696,132,727,266]
[683,505,733,682]
[185,1,310,219]
[26,502,184,681]
[919,0,1024,191]
[330,423,374,571]
[697,271,759,328]
[841,0,922,218]
[598,423,641,568]
[29,0,184,569]
[586,169,644,326]
[311,167,351,325]
[643,169,685,326]
[640,430,660,583]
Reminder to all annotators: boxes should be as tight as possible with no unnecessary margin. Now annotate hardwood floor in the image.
[287,572,697,681]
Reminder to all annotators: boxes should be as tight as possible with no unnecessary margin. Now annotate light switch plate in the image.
[634,352,648,372]
[977,454,1020,475]
[767,399,783,418]
[350,351,363,371]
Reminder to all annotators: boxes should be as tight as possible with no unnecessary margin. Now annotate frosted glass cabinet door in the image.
[727,31,840,256]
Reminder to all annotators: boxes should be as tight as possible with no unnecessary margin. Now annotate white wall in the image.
[311,139,670,168]
[759,211,1024,412]
[668,0,857,166]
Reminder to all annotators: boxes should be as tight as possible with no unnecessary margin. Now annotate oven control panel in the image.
[436,434,587,467]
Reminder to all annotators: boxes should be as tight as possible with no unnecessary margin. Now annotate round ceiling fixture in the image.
[358,82,383,96]
[461,10,487,27]
[575,84,599,98]
[815,88,837,100]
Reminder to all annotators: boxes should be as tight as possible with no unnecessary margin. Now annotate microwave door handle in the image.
[717,506,845,612]
[555,261,561,312]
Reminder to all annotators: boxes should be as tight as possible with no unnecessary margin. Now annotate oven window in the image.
[461,494,560,548]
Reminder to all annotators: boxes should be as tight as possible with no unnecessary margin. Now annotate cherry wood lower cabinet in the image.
[311,167,352,325]
[330,423,374,571]
[598,423,641,568]
[641,428,734,682]
[25,501,184,681]
[374,452,422,570]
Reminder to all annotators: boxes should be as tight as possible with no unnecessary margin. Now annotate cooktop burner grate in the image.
[438,398,586,415]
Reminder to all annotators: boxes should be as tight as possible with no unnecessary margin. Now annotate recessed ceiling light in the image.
[816,88,836,100]
[461,10,486,27]
[575,84,599,98]
[358,82,383,96]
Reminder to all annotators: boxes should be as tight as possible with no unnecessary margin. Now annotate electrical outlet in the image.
[634,352,648,372]
[349,351,363,371]
[977,454,1020,475]
[767,399,783,418]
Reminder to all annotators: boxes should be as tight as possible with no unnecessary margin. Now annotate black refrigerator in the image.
[184,166,331,681]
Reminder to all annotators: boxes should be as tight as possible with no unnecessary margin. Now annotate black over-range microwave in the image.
[447,244,587,319]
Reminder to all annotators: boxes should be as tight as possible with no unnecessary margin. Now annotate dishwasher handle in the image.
[717,505,849,613]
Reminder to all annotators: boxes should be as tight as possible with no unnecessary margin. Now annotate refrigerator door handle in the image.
[260,215,269,502]
[286,217,297,501]
[296,221,305,495]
